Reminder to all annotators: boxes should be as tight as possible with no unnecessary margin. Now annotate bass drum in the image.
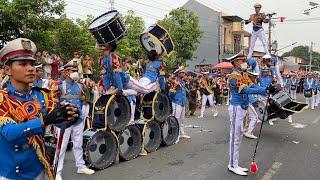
[141,92,171,122]
[161,116,179,146]
[140,24,174,57]
[88,10,127,45]
[83,129,118,169]
[118,125,142,161]
[138,120,162,153]
[92,95,131,132]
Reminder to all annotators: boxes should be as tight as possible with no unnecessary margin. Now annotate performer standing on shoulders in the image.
[246,3,269,59]
[0,38,78,180]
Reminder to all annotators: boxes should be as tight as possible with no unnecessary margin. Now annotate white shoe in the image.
[175,136,180,144]
[198,115,204,118]
[213,111,218,117]
[180,134,191,139]
[269,120,274,126]
[77,167,95,175]
[55,174,62,180]
[228,165,248,172]
[288,119,293,123]
[244,132,257,139]
[228,166,248,176]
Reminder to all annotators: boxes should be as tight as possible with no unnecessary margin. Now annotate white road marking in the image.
[291,123,307,129]
[261,162,282,180]
[311,116,320,124]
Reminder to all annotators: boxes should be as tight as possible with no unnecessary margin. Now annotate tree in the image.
[116,11,146,60]
[283,45,320,66]
[0,0,65,48]
[158,7,202,70]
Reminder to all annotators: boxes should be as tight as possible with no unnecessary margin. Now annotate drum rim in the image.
[106,95,131,132]
[161,116,179,145]
[88,10,120,30]
[143,120,162,152]
[140,32,164,55]
[118,125,142,160]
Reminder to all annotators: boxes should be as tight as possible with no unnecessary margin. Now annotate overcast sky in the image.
[65,0,320,52]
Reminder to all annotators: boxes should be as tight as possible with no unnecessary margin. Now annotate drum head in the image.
[140,33,163,55]
[118,125,142,161]
[154,92,171,122]
[255,100,268,121]
[83,129,118,169]
[88,10,119,30]
[107,95,131,132]
[92,95,110,129]
[143,120,161,152]
[161,116,179,146]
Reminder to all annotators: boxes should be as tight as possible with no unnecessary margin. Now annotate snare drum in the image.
[140,24,174,57]
[83,129,118,169]
[304,89,313,98]
[290,84,297,91]
[88,10,127,45]
[222,89,229,97]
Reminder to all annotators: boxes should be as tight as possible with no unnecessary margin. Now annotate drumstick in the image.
[53,121,68,178]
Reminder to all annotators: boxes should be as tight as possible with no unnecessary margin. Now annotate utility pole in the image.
[268,13,276,53]
[309,42,313,72]
[110,0,115,10]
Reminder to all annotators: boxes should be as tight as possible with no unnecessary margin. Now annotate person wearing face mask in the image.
[55,61,95,180]
[226,53,276,176]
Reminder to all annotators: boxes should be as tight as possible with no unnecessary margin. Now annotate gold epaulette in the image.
[229,72,243,81]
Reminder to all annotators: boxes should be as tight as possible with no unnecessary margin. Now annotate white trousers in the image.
[247,28,268,59]
[56,121,86,174]
[200,94,217,117]
[247,104,258,134]
[306,95,315,109]
[172,102,185,136]
[228,105,247,169]
[123,77,159,96]
[290,89,297,100]
[130,101,136,122]
[315,91,320,106]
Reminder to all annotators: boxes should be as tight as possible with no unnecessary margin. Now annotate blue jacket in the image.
[143,60,166,90]
[0,84,50,179]
[229,70,267,110]
[304,78,314,90]
[259,75,273,88]
[169,78,187,106]
[59,79,83,125]
[102,54,124,90]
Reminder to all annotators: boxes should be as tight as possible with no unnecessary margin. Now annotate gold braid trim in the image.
[238,84,248,93]
[0,116,15,126]
[30,136,54,180]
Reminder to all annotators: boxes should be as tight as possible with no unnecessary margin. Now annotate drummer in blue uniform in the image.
[0,38,78,180]
[304,72,315,110]
[315,74,320,107]
[55,60,95,180]
[226,53,276,176]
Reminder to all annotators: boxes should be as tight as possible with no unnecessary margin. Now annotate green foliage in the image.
[0,0,65,47]
[158,7,202,70]
[116,11,146,60]
[283,45,320,66]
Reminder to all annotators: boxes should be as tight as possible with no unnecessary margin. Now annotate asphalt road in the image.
[61,97,320,180]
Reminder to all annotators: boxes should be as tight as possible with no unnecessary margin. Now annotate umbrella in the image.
[213,62,234,69]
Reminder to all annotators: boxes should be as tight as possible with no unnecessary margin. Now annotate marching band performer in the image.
[315,74,320,107]
[169,67,190,143]
[55,61,95,180]
[33,63,50,89]
[245,3,269,59]
[227,54,274,176]
[244,70,260,139]
[198,72,218,118]
[0,38,78,180]
[304,72,315,110]
[283,73,291,93]
[289,73,299,100]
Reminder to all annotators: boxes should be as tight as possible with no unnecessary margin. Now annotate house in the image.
[221,13,251,60]
[183,0,221,70]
